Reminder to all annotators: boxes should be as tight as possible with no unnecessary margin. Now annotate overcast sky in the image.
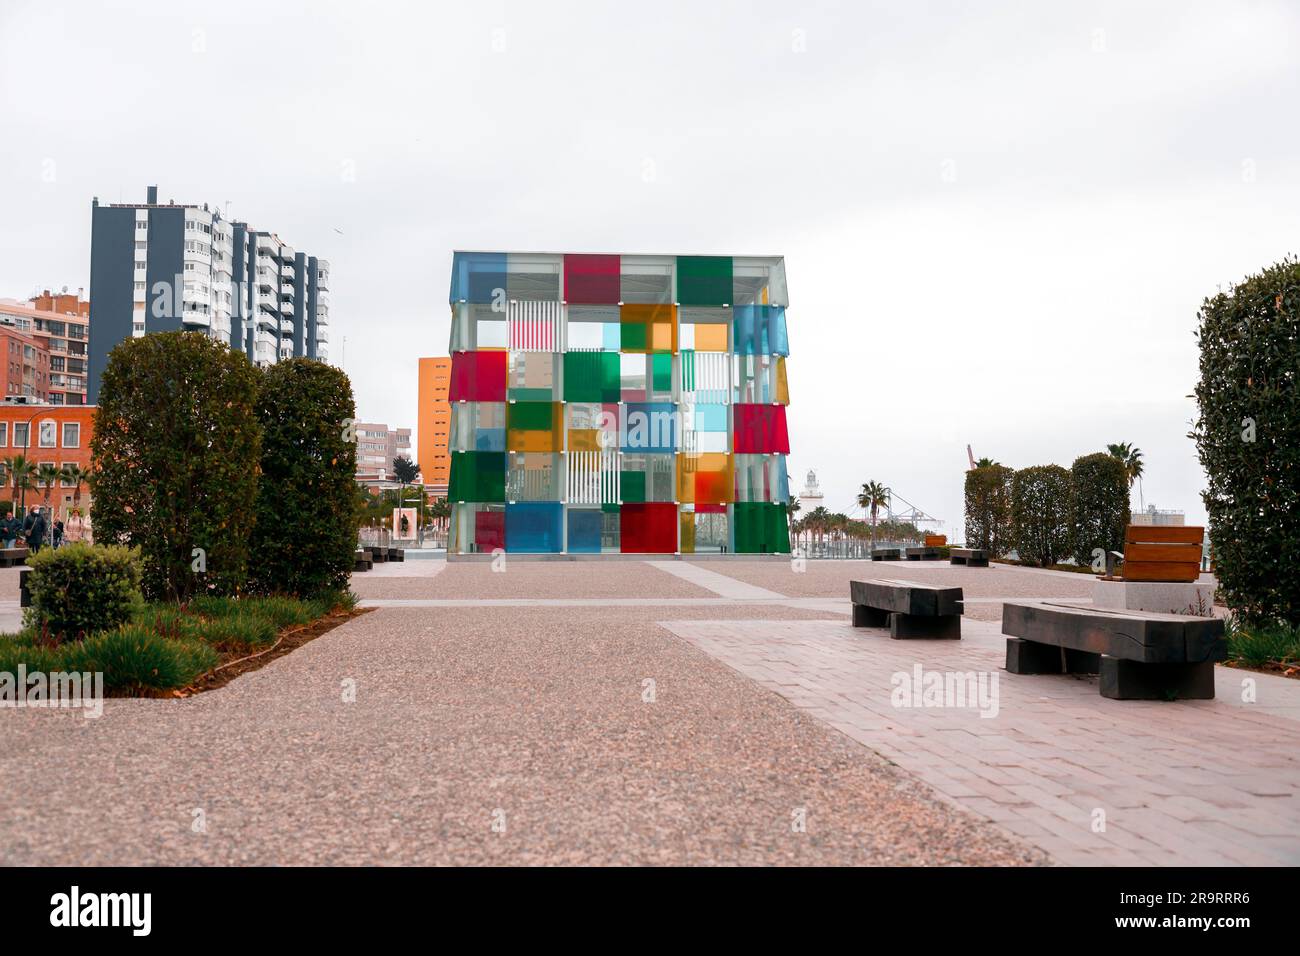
[3,0,1298,534]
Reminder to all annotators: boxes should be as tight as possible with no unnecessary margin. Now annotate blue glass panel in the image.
[505,502,563,553]
[732,305,789,357]
[696,403,727,432]
[475,427,506,452]
[450,252,508,304]
[567,509,602,553]
[622,402,677,453]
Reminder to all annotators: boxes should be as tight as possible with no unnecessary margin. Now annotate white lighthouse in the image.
[797,469,825,514]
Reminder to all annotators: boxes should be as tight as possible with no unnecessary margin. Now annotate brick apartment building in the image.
[0,289,91,405]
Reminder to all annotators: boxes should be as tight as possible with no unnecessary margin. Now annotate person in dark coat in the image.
[1,511,17,549]
[52,519,64,549]
[26,510,47,553]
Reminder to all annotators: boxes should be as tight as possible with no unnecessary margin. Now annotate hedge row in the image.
[90,333,358,602]
[964,452,1129,568]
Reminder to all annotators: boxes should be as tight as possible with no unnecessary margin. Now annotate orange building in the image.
[0,290,91,405]
[0,403,95,520]
[417,357,451,495]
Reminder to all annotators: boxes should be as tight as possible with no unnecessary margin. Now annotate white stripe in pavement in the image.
[645,561,786,599]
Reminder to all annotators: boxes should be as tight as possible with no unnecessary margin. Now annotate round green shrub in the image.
[90,331,261,601]
[1011,465,1073,567]
[249,359,359,597]
[1070,452,1130,566]
[24,543,143,643]
[1194,256,1300,626]
[964,464,1014,556]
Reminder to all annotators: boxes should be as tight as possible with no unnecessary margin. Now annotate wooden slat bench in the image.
[1002,600,1225,699]
[1117,525,1204,583]
[905,546,941,561]
[387,547,405,562]
[871,548,901,561]
[367,546,388,563]
[851,578,963,639]
[949,547,989,568]
[0,547,29,568]
[353,550,373,573]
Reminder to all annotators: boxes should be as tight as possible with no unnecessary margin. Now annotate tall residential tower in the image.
[87,185,329,400]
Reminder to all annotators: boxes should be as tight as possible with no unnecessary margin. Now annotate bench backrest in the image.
[1122,525,1203,582]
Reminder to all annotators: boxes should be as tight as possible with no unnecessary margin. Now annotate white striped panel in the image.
[683,351,729,405]
[566,451,620,505]
[507,300,563,352]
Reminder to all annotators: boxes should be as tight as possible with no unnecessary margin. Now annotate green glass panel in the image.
[509,387,552,402]
[601,502,620,514]
[677,256,733,307]
[507,401,555,432]
[621,470,646,503]
[448,451,506,503]
[651,353,672,391]
[733,502,790,553]
[563,351,620,403]
[620,321,647,351]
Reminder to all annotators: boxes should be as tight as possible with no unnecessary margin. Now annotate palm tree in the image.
[7,455,36,518]
[806,506,831,547]
[37,463,61,508]
[974,457,1000,468]
[857,481,891,551]
[1107,442,1146,510]
[60,463,86,511]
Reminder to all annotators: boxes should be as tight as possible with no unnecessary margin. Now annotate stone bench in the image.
[0,547,29,568]
[871,548,901,561]
[850,578,963,639]
[905,546,941,561]
[353,550,373,573]
[367,546,388,563]
[1002,600,1226,700]
[949,547,989,568]
[387,547,405,562]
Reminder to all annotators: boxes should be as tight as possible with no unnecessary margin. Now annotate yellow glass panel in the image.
[776,356,789,405]
[694,323,728,351]
[679,511,696,553]
[567,428,603,452]
[508,429,561,453]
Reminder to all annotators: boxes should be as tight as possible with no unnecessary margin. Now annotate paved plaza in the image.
[1,559,1296,865]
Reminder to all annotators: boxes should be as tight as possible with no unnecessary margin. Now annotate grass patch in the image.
[1,590,359,695]
[1225,616,1300,671]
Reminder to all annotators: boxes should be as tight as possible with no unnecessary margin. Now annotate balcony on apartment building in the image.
[315,326,330,344]
[279,318,295,335]
[282,266,295,282]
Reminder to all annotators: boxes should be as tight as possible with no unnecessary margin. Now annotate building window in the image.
[62,422,80,448]
[12,423,28,449]
[39,421,56,448]
[0,423,6,447]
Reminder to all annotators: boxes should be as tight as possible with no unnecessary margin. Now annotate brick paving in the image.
[662,611,1300,866]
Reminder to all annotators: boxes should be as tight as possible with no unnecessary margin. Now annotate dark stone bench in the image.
[871,548,901,561]
[1002,600,1226,700]
[850,578,963,639]
[19,567,31,607]
[387,547,404,562]
[0,547,29,568]
[905,546,941,561]
[367,546,388,563]
[950,547,989,568]
[354,550,373,573]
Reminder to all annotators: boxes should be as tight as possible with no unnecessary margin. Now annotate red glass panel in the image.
[449,350,507,402]
[474,510,505,551]
[733,404,790,454]
[564,254,620,304]
[619,503,677,553]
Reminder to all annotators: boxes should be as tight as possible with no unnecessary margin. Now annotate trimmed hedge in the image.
[964,464,1014,557]
[1070,452,1130,566]
[90,332,261,601]
[1194,256,1300,626]
[25,543,143,644]
[249,359,359,597]
[1011,465,1073,567]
